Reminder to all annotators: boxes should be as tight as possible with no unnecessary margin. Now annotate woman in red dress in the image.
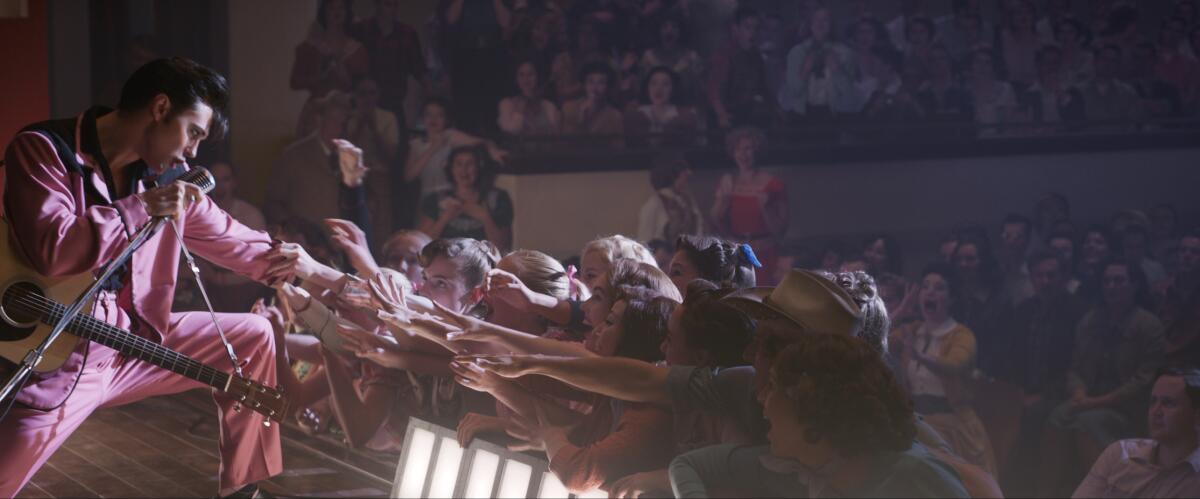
[710,127,788,285]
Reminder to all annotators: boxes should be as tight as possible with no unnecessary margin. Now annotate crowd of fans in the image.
[182,136,1199,498]
[163,1,1200,497]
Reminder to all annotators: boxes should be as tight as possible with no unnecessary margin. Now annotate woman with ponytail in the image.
[668,235,760,297]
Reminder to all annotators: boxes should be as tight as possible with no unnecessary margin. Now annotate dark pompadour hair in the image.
[117,57,230,140]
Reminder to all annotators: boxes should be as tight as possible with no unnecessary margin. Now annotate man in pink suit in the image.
[0,57,290,497]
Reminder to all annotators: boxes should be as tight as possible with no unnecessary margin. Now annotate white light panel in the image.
[397,428,436,498]
[428,437,464,498]
[464,450,500,498]
[576,488,609,499]
[497,460,533,498]
[537,471,569,499]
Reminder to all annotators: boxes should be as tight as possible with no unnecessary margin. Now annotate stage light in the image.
[464,449,501,498]
[397,428,436,498]
[537,472,569,499]
[427,437,464,498]
[575,489,608,499]
[498,459,533,498]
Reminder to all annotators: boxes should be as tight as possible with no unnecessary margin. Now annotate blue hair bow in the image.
[740,243,763,268]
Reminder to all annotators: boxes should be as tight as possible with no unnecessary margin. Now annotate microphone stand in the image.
[0,216,170,408]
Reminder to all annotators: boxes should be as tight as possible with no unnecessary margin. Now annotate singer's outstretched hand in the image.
[139,180,204,218]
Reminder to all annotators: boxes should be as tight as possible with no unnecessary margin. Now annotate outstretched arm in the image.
[468,355,671,405]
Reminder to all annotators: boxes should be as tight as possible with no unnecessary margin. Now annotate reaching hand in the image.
[332,138,368,187]
[449,358,511,394]
[484,268,538,312]
[456,412,508,448]
[438,196,464,221]
[325,218,379,276]
[455,354,544,379]
[251,298,287,340]
[264,242,323,284]
[139,180,205,219]
[610,470,671,499]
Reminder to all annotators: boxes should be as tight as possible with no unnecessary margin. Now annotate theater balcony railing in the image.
[487,117,1200,174]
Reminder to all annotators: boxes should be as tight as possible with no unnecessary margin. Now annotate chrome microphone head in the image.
[177,167,216,195]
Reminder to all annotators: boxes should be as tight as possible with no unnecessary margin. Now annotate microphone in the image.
[176,166,217,195]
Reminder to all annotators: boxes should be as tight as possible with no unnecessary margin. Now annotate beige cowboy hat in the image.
[722,269,862,337]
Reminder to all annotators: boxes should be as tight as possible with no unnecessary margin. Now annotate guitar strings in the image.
[7,293,232,387]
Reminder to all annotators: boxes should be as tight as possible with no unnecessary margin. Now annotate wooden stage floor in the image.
[19,391,397,498]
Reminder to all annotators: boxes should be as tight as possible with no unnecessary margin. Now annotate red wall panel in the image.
[0,0,50,153]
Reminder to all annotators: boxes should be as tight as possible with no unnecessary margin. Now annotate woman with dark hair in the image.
[498,59,561,137]
[623,66,703,146]
[952,234,1011,377]
[418,146,513,249]
[639,15,704,103]
[668,334,969,498]
[561,61,624,137]
[404,98,508,215]
[890,263,998,476]
[863,234,904,276]
[290,0,370,136]
[966,48,1019,134]
[668,235,758,296]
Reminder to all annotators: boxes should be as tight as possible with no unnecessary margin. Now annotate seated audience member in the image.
[1073,368,1200,498]
[916,44,971,121]
[290,0,369,137]
[998,0,1040,88]
[965,49,1019,135]
[890,263,998,476]
[846,18,893,109]
[1025,45,1086,127]
[350,0,429,122]
[1124,225,1169,287]
[210,162,266,230]
[265,93,371,231]
[666,236,758,296]
[902,16,937,81]
[498,59,561,137]
[952,234,1011,377]
[711,127,788,286]
[1079,45,1142,127]
[707,7,772,128]
[1047,230,1082,293]
[999,214,1036,304]
[669,334,971,498]
[549,21,611,104]
[624,67,703,147]
[637,159,704,243]
[418,146,513,250]
[1042,260,1167,495]
[1001,250,1091,495]
[640,14,703,104]
[1148,203,1179,264]
[1078,225,1116,303]
[938,1,994,62]
[561,62,623,137]
[1054,17,1095,88]
[404,98,508,224]
[1033,191,1073,247]
[778,7,857,120]
[1158,230,1200,367]
[862,234,903,278]
[861,51,928,124]
[346,77,400,244]
[1129,42,1185,119]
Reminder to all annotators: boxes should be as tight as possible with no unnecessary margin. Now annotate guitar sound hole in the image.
[1,281,44,332]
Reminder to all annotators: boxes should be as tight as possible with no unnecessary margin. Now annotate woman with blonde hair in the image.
[581,234,658,287]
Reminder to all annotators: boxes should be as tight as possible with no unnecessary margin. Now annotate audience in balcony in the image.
[290,0,370,137]
[350,0,429,126]
[707,7,772,129]
[561,62,623,138]
[498,58,561,137]
[624,67,703,147]
[639,14,704,106]
[418,145,514,250]
[779,7,858,121]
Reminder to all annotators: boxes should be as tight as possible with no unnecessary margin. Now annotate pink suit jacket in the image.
[2,110,276,410]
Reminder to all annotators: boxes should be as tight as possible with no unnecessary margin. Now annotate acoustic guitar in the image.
[0,214,287,424]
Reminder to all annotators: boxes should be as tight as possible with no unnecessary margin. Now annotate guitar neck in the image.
[45,302,232,391]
